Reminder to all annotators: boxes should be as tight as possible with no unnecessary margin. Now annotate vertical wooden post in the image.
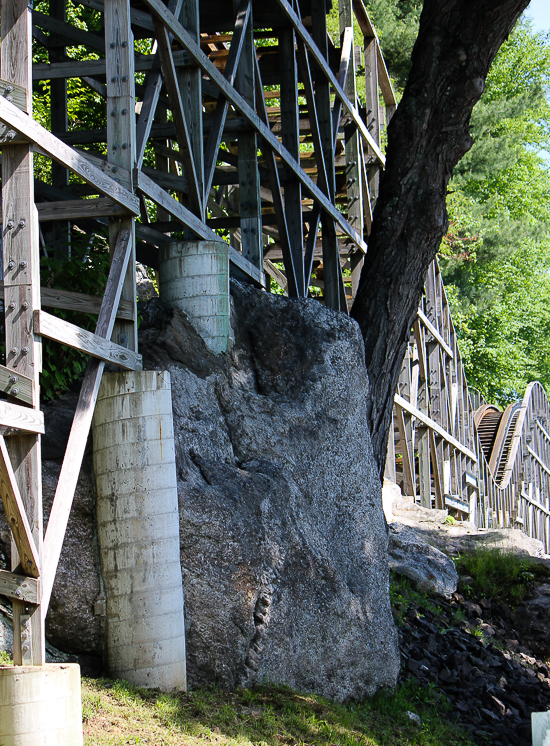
[1,0,44,665]
[179,0,204,222]
[48,0,70,259]
[364,35,380,207]
[105,0,137,351]
[235,1,262,271]
[279,24,304,295]
[338,0,362,308]
[311,0,340,309]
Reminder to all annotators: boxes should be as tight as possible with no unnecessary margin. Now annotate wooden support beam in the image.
[253,54,297,295]
[0,97,140,214]
[395,394,477,461]
[0,402,45,435]
[41,228,133,613]
[153,19,202,215]
[41,287,135,320]
[105,0,138,353]
[204,0,251,200]
[33,51,189,80]
[0,435,40,578]
[2,0,44,665]
[0,569,39,604]
[33,10,105,52]
[36,197,130,221]
[279,24,304,297]
[34,310,142,370]
[178,0,204,228]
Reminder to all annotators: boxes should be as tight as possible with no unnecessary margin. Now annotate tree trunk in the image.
[351,0,530,476]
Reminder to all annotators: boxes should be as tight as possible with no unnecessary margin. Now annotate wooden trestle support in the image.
[0,0,548,714]
[0,0,394,685]
[388,258,550,555]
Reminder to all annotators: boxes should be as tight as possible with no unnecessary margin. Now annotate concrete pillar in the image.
[0,664,82,745]
[159,240,230,354]
[93,371,186,691]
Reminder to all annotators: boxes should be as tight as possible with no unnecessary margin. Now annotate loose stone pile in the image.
[399,590,550,745]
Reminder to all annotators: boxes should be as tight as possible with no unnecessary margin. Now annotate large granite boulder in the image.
[0,282,400,700]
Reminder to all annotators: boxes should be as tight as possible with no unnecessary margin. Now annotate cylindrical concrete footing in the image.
[0,664,83,745]
[93,371,186,691]
[159,240,230,354]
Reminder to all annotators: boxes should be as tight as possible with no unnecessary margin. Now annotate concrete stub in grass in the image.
[93,371,186,691]
[159,240,230,354]
[0,663,83,745]
[533,711,550,746]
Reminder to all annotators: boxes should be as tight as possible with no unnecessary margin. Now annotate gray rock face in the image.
[140,282,400,699]
[388,522,458,598]
[0,282,400,699]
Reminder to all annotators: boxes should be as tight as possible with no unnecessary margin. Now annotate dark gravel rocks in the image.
[398,591,550,745]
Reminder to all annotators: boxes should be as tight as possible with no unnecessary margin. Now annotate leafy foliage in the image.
[438,21,550,404]
[39,232,111,401]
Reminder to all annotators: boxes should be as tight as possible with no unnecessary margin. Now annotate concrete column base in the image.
[0,664,83,745]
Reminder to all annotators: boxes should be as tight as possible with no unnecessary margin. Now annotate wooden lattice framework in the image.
[0,0,395,664]
[388,259,550,553]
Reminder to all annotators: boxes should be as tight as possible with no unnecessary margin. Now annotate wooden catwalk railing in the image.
[0,0,394,664]
[386,259,550,554]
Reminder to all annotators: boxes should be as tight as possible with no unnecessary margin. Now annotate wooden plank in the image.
[252,53,297,295]
[0,569,39,604]
[178,0,204,231]
[134,0,183,170]
[0,434,40,578]
[32,50,189,80]
[204,0,251,199]
[279,25,304,297]
[136,168,214,242]
[0,97,140,215]
[41,228,133,613]
[304,25,354,288]
[0,402,44,435]
[395,394,477,461]
[36,197,130,221]
[35,310,142,370]
[140,0,369,254]
[351,0,397,107]
[229,246,265,287]
[153,19,203,215]
[2,0,44,666]
[105,0,138,353]
[41,287,135,321]
[33,11,105,53]
[417,308,454,358]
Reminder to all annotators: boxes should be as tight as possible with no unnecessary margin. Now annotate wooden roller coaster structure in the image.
[387,258,550,555]
[0,0,547,679]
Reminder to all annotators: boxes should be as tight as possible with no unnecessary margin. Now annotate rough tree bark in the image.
[351,0,530,476]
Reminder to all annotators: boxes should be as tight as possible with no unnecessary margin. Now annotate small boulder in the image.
[387,522,458,598]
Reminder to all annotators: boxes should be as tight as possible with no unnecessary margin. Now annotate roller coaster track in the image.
[386,259,550,553]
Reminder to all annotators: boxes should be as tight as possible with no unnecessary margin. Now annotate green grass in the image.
[389,574,442,626]
[82,678,475,746]
[455,548,550,606]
